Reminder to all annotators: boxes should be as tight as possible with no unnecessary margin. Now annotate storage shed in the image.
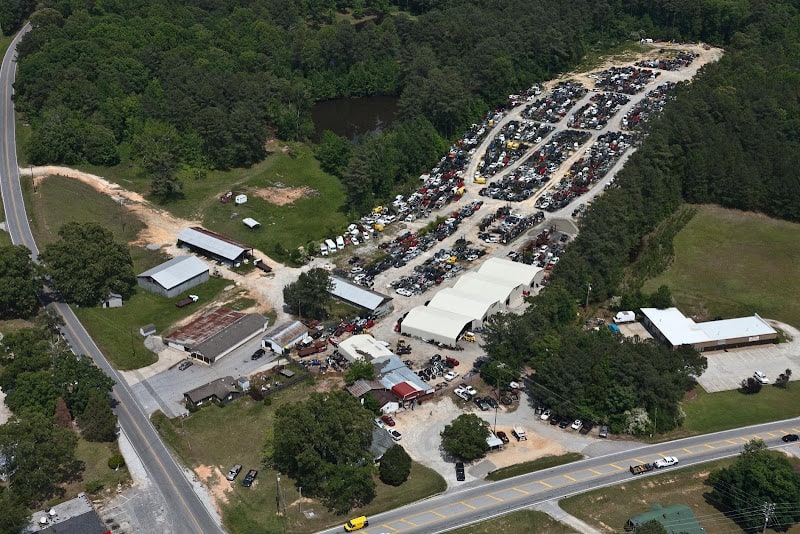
[640,307,777,352]
[261,321,309,353]
[400,306,473,346]
[426,288,502,329]
[477,257,542,290]
[137,255,210,298]
[329,276,394,317]
[177,227,253,266]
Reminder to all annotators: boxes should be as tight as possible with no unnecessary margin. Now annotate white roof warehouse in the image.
[137,255,210,298]
[329,276,393,316]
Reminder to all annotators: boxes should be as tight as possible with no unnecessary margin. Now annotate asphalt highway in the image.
[317,419,800,534]
[0,25,224,534]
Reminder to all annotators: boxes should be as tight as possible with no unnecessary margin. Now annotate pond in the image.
[311,95,399,142]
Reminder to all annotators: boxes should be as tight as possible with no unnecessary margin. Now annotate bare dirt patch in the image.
[194,464,231,511]
[252,185,319,206]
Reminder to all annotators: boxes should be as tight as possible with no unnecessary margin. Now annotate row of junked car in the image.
[538,408,608,437]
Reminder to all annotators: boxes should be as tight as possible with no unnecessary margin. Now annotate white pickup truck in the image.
[653,456,679,468]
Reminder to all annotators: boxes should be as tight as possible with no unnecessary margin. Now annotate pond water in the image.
[311,95,399,142]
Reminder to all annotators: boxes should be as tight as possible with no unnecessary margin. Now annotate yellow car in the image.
[344,516,369,531]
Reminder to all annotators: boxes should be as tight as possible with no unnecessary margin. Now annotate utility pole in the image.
[761,502,775,534]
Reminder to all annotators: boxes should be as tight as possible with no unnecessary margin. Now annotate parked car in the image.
[241,469,258,487]
[579,422,594,435]
[496,431,510,444]
[549,414,561,426]
[463,385,477,396]
[380,415,395,427]
[445,371,459,382]
[570,419,582,430]
[599,425,609,438]
[558,418,570,429]
[782,434,799,442]
[539,409,551,421]
[226,464,242,481]
[754,370,770,384]
[387,429,402,441]
[454,387,470,401]
[485,397,499,409]
[474,397,489,411]
[373,418,384,429]
[455,462,465,481]
[251,348,265,360]
[178,360,193,371]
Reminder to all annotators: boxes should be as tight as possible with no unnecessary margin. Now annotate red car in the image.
[380,415,395,426]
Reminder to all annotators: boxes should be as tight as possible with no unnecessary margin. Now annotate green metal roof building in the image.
[626,504,706,534]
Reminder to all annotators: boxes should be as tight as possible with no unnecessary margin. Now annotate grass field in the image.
[644,205,800,328]
[561,458,800,534]
[449,510,576,534]
[152,382,446,534]
[486,453,584,481]
[77,141,351,260]
[674,385,800,438]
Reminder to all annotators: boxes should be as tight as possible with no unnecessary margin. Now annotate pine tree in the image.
[79,392,117,442]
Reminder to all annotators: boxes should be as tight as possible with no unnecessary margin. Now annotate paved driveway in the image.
[695,320,800,392]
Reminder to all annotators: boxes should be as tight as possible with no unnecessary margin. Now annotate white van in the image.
[336,236,345,250]
[325,239,337,253]
[320,242,328,256]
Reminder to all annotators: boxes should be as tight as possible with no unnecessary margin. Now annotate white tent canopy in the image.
[427,288,501,328]
[478,257,542,289]
[400,306,472,346]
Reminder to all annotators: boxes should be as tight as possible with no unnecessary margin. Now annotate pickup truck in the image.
[175,295,199,308]
[630,456,678,475]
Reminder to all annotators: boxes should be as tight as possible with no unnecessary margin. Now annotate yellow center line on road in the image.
[705,443,716,449]
[399,518,418,527]
[460,501,477,510]
[511,487,530,495]
[563,474,577,482]
[683,448,693,454]
[431,511,446,518]
[539,480,553,488]
[589,468,603,475]
[380,525,400,532]
[726,439,739,445]
[486,494,504,502]
[609,463,625,471]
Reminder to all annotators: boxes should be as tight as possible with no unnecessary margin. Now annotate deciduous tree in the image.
[0,244,41,319]
[283,268,333,319]
[440,414,489,461]
[379,444,412,486]
[79,391,118,442]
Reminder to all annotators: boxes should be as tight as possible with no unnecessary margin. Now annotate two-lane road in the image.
[316,420,800,534]
[0,25,224,534]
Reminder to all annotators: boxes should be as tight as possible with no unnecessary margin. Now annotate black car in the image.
[251,348,266,360]
[782,434,799,442]
[241,469,258,487]
[549,414,561,426]
[455,462,465,481]
[558,418,570,429]
[579,422,594,435]
[485,397,499,409]
[474,397,489,411]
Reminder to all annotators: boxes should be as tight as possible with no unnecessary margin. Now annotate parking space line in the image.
[511,487,530,495]
[381,525,400,532]
[432,511,446,518]
[726,439,739,445]
[398,519,417,527]
[563,474,577,482]
[609,463,625,471]
[765,432,778,437]
[459,501,477,510]
[539,480,553,488]
[683,447,693,454]
[487,494,504,503]
[705,443,715,449]
[589,468,603,475]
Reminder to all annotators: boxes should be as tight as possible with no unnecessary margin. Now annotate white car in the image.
[454,387,470,401]
[463,385,477,397]
[754,370,769,384]
[387,429,402,441]
[540,409,551,421]
[444,371,459,382]
[570,419,582,430]
[653,456,679,468]
[373,418,384,429]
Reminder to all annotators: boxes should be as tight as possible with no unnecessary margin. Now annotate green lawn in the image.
[152,382,446,534]
[74,439,130,497]
[675,385,800,438]
[448,510,576,534]
[77,141,351,260]
[644,205,800,328]
[486,453,584,481]
[561,458,800,534]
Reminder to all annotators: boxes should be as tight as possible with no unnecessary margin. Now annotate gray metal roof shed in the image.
[329,276,393,314]
[138,255,209,291]
[262,321,309,352]
[177,227,252,264]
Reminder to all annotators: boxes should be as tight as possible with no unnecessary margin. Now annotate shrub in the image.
[379,445,412,486]
[108,454,125,470]
[85,479,104,493]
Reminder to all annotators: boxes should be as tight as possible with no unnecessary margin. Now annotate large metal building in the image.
[640,307,778,352]
[137,255,210,298]
[400,306,473,346]
[177,227,253,266]
[329,276,394,317]
[477,257,542,290]
[426,288,503,329]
